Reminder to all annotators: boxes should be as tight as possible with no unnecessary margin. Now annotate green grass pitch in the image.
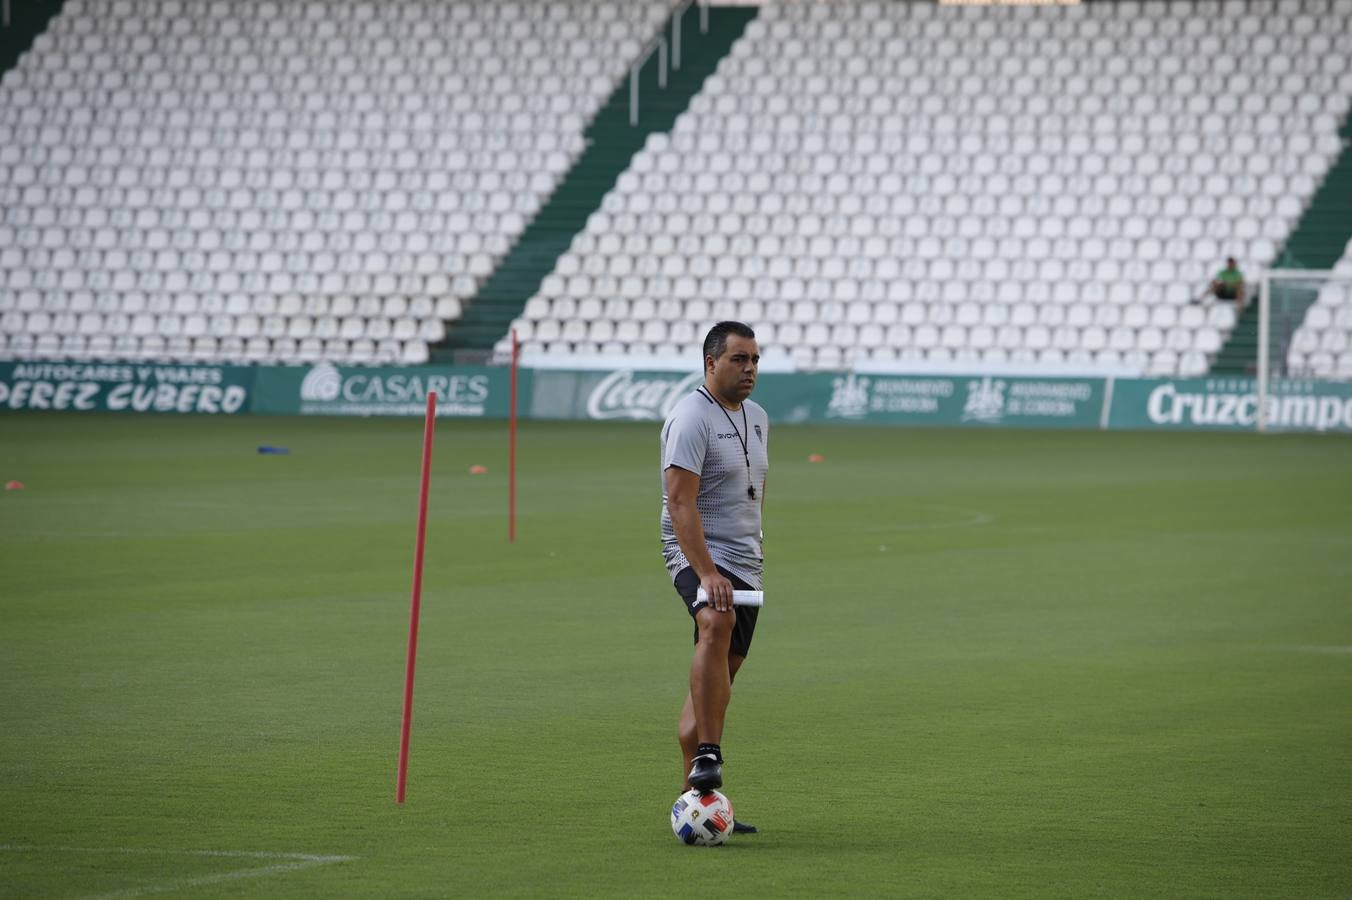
[2,413,1350,897]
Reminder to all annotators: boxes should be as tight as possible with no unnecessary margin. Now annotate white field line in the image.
[0,845,355,898]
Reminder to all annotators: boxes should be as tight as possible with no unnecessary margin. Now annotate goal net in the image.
[1257,268,1352,432]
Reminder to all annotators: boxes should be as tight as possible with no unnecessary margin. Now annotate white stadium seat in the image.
[0,0,670,364]
[502,0,1349,372]
[7,2,1352,374]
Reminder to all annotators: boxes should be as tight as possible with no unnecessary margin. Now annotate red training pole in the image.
[396,390,437,804]
[509,328,518,543]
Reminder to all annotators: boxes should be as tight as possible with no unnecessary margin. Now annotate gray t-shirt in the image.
[660,387,769,588]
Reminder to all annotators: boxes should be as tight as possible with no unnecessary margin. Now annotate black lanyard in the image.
[698,388,756,500]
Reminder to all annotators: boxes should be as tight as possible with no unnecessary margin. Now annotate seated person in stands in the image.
[1209,257,1246,310]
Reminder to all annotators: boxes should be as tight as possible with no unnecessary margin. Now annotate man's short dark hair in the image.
[703,321,756,361]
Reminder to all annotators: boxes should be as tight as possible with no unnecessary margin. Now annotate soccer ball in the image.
[670,789,734,846]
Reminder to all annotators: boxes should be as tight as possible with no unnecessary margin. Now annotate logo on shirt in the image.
[754,424,763,442]
[586,370,703,421]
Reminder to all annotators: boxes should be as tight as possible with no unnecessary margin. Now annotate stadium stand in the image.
[506,0,1352,375]
[440,4,756,358]
[1211,107,1352,376]
[3,0,1352,379]
[0,0,669,364]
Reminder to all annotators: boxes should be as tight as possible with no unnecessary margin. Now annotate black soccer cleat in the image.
[687,753,723,791]
[732,820,758,835]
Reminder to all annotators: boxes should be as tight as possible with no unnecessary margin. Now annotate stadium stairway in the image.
[433,5,758,362]
[0,0,66,75]
[1211,115,1352,375]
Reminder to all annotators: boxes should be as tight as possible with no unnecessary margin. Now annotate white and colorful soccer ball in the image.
[670,789,734,846]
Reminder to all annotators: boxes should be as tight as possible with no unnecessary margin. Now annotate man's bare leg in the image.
[679,646,757,833]
[679,652,745,789]
[690,606,732,736]
[680,607,737,790]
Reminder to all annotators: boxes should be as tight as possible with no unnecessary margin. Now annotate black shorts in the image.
[673,565,759,658]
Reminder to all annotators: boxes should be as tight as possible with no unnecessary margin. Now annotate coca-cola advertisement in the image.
[585,370,704,421]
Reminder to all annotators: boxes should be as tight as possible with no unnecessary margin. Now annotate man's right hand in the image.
[699,571,735,612]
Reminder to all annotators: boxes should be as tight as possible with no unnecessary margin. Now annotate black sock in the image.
[696,743,722,762]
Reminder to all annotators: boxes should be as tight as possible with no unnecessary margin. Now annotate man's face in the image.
[707,334,760,404]
[1226,258,1237,269]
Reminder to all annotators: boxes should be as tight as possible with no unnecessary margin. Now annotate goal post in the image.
[1256,268,1352,433]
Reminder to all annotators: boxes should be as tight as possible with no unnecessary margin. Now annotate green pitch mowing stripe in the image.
[2,415,1350,897]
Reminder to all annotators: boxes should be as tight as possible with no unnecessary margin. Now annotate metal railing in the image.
[629,34,667,126]
[629,0,708,127]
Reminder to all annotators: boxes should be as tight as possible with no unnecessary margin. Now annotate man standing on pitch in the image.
[661,321,768,816]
